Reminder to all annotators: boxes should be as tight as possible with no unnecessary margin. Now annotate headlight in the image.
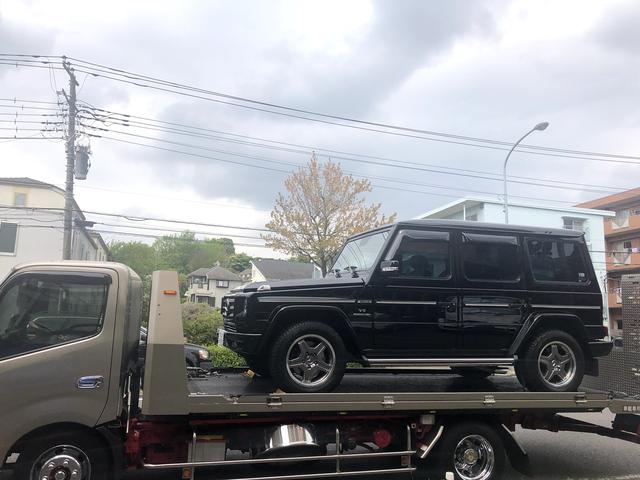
[198,349,209,360]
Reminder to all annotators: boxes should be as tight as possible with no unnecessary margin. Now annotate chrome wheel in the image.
[31,445,90,480]
[454,435,495,480]
[286,334,336,388]
[538,340,576,388]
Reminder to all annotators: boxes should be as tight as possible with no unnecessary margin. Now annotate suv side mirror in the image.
[380,260,399,275]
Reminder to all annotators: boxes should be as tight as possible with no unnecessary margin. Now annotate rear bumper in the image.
[222,330,262,356]
[588,340,613,358]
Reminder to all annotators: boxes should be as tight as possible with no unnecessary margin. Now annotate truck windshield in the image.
[330,230,389,274]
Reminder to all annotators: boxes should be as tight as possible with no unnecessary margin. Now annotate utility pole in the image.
[62,56,79,260]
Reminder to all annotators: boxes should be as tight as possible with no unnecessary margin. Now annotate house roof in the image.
[252,258,314,280]
[188,267,210,277]
[416,196,614,220]
[206,266,241,281]
[88,232,110,253]
[576,188,640,210]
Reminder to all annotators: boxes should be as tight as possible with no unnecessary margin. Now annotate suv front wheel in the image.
[517,329,585,392]
[270,321,346,393]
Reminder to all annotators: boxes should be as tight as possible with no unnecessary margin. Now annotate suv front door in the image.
[458,232,529,355]
[0,269,115,458]
[372,229,459,357]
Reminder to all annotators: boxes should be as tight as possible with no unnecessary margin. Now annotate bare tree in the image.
[263,155,397,275]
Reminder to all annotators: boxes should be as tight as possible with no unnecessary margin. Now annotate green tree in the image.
[109,241,156,278]
[226,253,253,272]
[182,302,223,345]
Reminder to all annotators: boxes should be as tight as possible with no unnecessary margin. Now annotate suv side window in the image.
[0,273,109,361]
[390,230,451,280]
[526,238,590,283]
[461,233,521,282]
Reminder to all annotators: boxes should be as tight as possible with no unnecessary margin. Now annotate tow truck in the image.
[1,262,639,480]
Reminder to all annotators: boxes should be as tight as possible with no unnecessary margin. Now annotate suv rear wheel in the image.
[517,329,585,392]
[270,321,346,393]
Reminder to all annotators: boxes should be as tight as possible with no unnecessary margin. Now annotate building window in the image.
[613,209,630,229]
[208,297,216,307]
[216,280,229,288]
[466,214,478,221]
[190,294,195,302]
[623,241,632,250]
[13,192,26,207]
[617,320,623,330]
[562,217,585,232]
[0,222,18,254]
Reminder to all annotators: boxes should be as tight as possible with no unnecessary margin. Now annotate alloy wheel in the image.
[286,334,336,388]
[537,340,577,389]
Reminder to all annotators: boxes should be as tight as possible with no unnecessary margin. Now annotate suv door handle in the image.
[77,376,104,389]
[438,301,457,312]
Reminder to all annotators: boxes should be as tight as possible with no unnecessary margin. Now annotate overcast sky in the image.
[1,0,639,258]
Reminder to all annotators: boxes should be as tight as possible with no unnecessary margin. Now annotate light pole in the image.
[503,121,549,223]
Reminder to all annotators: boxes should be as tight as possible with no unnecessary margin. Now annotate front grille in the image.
[222,296,237,332]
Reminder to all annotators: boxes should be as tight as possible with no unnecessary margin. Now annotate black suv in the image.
[222,220,612,393]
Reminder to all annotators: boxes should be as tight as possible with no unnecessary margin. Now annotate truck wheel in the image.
[451,367,494,379]
[518,329,584,392]
[270,321,346,393]
[14,431,109,480]
[433,422,505,480]
[245,355,272,377]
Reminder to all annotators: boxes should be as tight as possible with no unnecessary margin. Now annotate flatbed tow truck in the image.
[1,263,639,480]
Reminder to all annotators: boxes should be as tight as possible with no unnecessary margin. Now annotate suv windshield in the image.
[330,230,389,274]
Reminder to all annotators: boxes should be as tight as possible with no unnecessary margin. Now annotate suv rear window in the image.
[461,233,521,282]
[526,238,589,283]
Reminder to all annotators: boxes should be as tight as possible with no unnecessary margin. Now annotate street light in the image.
[503,121,549,223]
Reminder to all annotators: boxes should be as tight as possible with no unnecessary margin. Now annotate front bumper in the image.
[589,340,613,358]
[221,329,262,356]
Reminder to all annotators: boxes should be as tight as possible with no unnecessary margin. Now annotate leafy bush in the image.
[208,345,247,368]
[182,303,223,345]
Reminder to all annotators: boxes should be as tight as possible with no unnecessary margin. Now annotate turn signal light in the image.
[163,290,177,296]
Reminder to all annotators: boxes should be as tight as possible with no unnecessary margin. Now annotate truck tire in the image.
[517,329,585,392]
[270,321,346,393]
[14,430,109,480]
[432,421,505,480]
[245,354,272,377]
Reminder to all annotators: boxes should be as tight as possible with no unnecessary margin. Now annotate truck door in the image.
[0,270,115,451]
[459,232,528,354]
[372,229,460,356]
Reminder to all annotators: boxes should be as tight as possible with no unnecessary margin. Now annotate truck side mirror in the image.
[380,260,399,275]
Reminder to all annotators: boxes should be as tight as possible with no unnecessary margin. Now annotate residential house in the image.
[238,267,252,283]
[250,258,315,282]
[577,188,640,338]
[0,177,109,280]
[418,196,614,329]
[185,265,243,307]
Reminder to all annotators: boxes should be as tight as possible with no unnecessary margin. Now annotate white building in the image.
[418,196,615,326]
[185,265,243,308]
[0,177,109,280]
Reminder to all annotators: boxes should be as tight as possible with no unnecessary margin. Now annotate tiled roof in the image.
[188,267,210,277]
[206,266,241,281]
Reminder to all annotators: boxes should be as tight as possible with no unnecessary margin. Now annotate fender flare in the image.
[509,312,587,356]
[263,304,362,359]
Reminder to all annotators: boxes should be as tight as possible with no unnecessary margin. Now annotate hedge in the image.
[208,345,247,368]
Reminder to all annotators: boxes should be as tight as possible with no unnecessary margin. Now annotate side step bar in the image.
[366,357,515,367]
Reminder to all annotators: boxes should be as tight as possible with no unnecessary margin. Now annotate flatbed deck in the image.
[181,370,635,416]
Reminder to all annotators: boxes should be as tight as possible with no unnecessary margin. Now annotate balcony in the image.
[608,290,622,309]
[606,252,640,272]
[605,214,640,236]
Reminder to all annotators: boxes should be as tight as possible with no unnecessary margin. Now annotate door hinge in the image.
[382,395,396,408]
[574,393,587,405]
[483,395,496,406]
[267,395,282,408]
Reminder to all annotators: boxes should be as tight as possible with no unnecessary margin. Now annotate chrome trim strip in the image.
[377,300,437,306]
[367,357,514,366]
[464,303,512,308]
[220,329,261,337]
[257,297,356,304]
[418,425,444,459]
[143,449,416,468]
[531,304,600,310]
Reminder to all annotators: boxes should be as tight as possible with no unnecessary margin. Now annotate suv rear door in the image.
[458,231,529,355]
[371,229,460,357]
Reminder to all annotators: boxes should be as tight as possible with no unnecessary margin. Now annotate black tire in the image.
[517,329,585,392]
[432,421,505,480]
[270,321,346,393]
[14,431,109,480]
[451,367,494,379]
[245,354,272,377]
